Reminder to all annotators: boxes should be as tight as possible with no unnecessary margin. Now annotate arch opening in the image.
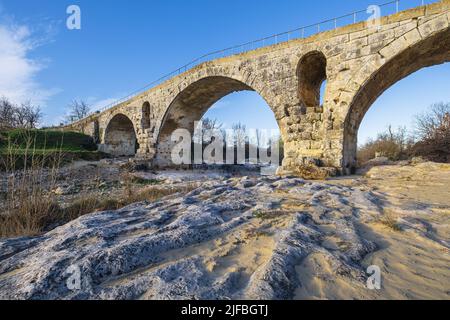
[297,51,327,110]
[103,114,138,157]
[200,91,283,167]
[343,29,450,174]
[154,76,283,168]
[142,101,151,130]
[93,120,100,144]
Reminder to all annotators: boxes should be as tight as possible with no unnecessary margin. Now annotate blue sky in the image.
[0,0,448,144]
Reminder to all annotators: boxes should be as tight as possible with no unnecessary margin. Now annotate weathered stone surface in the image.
[1,162,450,300]
[418,14,449,37]
[63,1,450,175]
[0,176,380,300]
[394,20,418,37]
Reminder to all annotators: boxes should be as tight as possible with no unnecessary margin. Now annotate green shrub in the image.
[0,129,97,152]
[0,129,103,171]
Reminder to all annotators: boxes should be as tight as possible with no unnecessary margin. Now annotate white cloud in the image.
[0,18,58,106]
[90,97,122,112]
[210,99,231,110]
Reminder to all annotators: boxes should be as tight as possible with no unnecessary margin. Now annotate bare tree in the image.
[411,102,450,163]
[232,122,247,147]
[357,125,414,165]
[0,97,16,129]
[200,118,223,143]
[14,101,42,129]
[22,102,43,129]
[0,97,42,129]
[415,102,450,140]
[66,100,90,123]
[256,129,271,149]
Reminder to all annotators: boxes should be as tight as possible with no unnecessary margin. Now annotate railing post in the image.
[353,12,357,23]
[334,18,337,29]
[396,0,399,13]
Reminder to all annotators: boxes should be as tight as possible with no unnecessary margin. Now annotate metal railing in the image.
[78,0,434,122]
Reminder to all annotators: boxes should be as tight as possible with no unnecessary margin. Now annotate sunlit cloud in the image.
[0,15,59,106]
[89,97,123,112]
[210,99,231,110]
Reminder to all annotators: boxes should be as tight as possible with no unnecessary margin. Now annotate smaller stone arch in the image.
[297,51,327,109]
[142,101,151,130]
[103,113,138,156]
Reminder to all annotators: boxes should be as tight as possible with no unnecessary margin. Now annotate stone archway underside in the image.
[342,28,450,173]
[102,114,138,157]
[154,76,272,167]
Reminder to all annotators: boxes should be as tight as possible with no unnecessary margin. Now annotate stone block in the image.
[418,14,449,38]
[394,20,418,37]
[403,28,422,45]
[368,29,395,44]
[379,36,408,58]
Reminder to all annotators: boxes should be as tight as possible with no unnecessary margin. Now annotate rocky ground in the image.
[0,159,259,211]
[0,161,449,300]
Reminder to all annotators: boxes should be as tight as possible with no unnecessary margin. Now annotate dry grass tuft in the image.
[1,183,198,239]
[253,209,289,220]
[0,197,60,238]
[378,211,402,232]
[0,134,63,237]
[0,137,199,239]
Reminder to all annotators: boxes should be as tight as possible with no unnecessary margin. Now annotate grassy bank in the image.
[0,129,105,170]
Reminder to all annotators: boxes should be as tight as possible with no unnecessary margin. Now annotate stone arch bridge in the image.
[63,1,450,174]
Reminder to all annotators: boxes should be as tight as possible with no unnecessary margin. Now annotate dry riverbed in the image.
[0,161,449,300]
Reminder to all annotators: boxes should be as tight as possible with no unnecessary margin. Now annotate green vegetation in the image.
[0,129,104,170]
[131,176,162,186]
[0,129,97,152]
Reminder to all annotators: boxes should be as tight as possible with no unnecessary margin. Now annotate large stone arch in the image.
[341,24,450,173]
[153,74,282,167]
[102,113,138,156]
